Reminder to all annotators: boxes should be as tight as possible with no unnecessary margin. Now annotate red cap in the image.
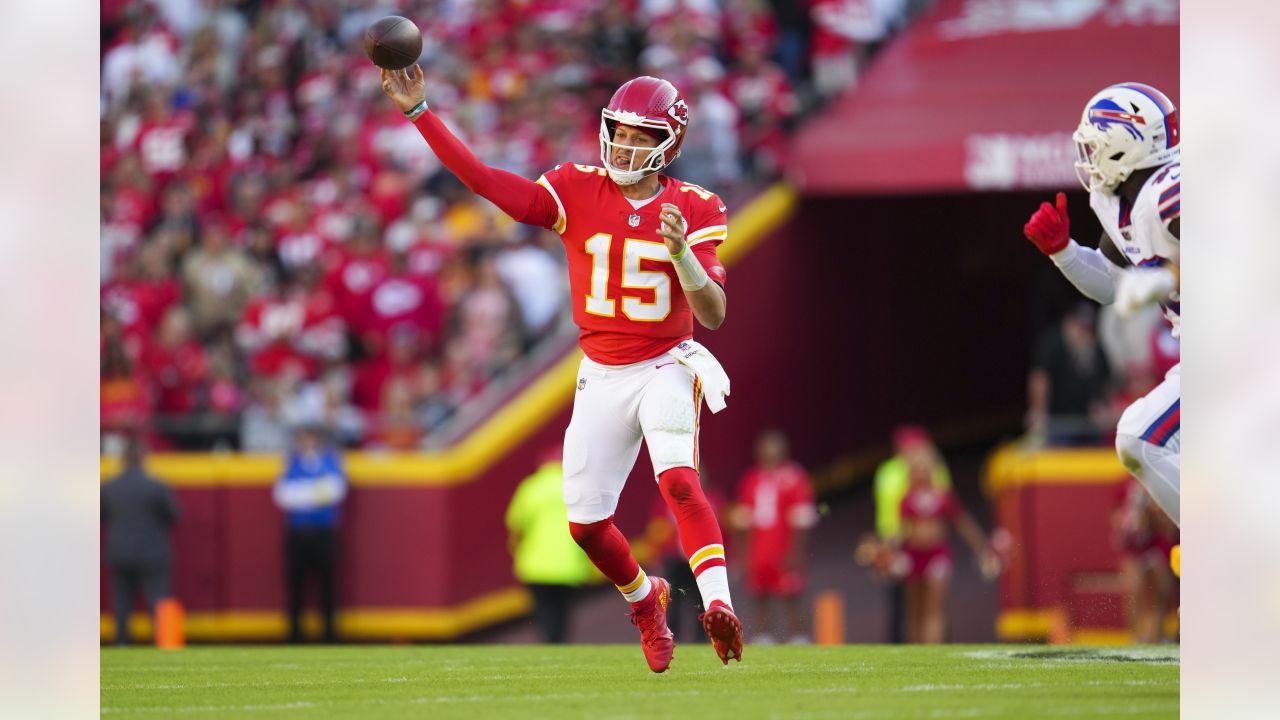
[893,425,931,450]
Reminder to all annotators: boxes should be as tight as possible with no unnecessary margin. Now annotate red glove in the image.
[1023,192,1071,255]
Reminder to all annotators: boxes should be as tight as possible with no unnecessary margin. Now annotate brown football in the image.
[363,16,422,70]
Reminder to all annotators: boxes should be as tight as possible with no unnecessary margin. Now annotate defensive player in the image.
[381,66,743,671]
[1023,82,1181,527]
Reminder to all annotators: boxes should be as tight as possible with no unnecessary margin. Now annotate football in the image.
[363,16,422,70]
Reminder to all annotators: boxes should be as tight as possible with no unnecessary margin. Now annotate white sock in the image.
[618,570,652,604]
[695,565,732,610]
[1118,431,1181,528]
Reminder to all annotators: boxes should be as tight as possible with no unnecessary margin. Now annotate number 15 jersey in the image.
[536,163,728,365]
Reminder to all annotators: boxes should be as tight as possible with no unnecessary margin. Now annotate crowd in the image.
[99,0,924,452]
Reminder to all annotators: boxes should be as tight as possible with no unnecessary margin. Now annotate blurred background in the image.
[99,0,1179,647]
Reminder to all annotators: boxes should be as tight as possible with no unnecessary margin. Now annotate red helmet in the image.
[599,76,689,185]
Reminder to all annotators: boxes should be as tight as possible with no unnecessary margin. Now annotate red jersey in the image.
[536,163,728,365]
[735,461,817,567]
[901,486,960,524]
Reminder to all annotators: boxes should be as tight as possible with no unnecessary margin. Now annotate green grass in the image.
[101,644,1178,719]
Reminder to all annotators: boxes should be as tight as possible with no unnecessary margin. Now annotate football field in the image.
[101,644,1178,719]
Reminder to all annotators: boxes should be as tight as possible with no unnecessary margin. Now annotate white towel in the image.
[667,340,731,413]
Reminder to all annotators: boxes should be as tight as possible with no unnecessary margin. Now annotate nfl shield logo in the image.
[628,214,641,227]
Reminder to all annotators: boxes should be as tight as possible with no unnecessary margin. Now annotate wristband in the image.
[670,245,709,291]
[404,100,428,121]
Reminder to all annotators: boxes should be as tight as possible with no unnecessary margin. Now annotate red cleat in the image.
[628,576,674,673]
[701,599,743,665]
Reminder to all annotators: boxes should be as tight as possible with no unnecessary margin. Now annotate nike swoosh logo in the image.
[655,362,676,370]
[717,204,727,212]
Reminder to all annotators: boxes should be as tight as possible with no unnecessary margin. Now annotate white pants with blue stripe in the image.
[1116,363,1180,526]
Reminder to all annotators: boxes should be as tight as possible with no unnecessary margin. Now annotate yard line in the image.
[101,701,317,714]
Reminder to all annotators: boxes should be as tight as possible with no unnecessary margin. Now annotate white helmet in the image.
[1072,82,1180,193]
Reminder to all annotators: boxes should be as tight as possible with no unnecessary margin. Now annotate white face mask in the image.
[598,113,676,186]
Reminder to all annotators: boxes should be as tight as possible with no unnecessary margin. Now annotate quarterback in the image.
[382,66,743,671]
[1023,82,1181,529]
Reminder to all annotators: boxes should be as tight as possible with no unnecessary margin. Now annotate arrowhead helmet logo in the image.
[668,99,689,126]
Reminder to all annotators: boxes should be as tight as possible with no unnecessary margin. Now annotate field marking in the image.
[901,683,1042,692]
[961,648,1180,664]
[101,701,317,714]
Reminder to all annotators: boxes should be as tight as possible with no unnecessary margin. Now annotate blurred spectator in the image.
[272,425,348,643]
[730,429,818,644]
[865,425,951,643]
[454,251,524,375]
[727,39,800,178]
[809,0,908,99]
[101,317,150,446]
[494,237,568,342]
[241,376,294,452]
[101,435,181,645]
[102,0,840,449]
[1026,303,1114,445]
[677,58,742,190]
[182,216,258,337]
[142,307,210,447]
[1113,478,1179,643]
[895,451,998,644]
[504,449,596,643]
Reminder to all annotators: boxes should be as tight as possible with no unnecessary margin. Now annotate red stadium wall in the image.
[101,414,573,642]
[986,447,1178,643]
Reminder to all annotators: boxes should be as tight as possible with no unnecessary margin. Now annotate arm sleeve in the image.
[411,111,560,230]
[686,195,729,286]
[692,243,726,288]
[1050,240,1122,305]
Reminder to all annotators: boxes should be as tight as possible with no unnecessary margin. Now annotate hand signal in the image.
[1023,192,1071,256]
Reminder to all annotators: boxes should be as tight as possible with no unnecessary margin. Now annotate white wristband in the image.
[670,246,709,291]
[404,100,428,121]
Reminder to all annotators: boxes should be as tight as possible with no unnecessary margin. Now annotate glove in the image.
[1115,266,1176,317]
[1023,192,1071,255]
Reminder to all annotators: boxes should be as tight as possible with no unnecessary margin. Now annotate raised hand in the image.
[380,64,426,114]
[1023,191,1071,255]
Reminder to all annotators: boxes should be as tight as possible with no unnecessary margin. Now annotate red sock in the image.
[568,516,641,587]
[658,467,726,578]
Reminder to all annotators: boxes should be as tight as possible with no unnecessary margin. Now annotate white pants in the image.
[1116,363,1181,525]
[562,353,702,524]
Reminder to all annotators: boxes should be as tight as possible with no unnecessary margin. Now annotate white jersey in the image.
[1090,162,1181,336]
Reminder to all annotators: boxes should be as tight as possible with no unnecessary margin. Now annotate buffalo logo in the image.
[628,213,641,227]
[1088,98,1146,140]
[577,377,586,391]
[668,99,689,126]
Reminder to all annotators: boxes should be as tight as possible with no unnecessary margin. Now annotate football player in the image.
[1023,82,1181,528]
[381,67,742,671]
